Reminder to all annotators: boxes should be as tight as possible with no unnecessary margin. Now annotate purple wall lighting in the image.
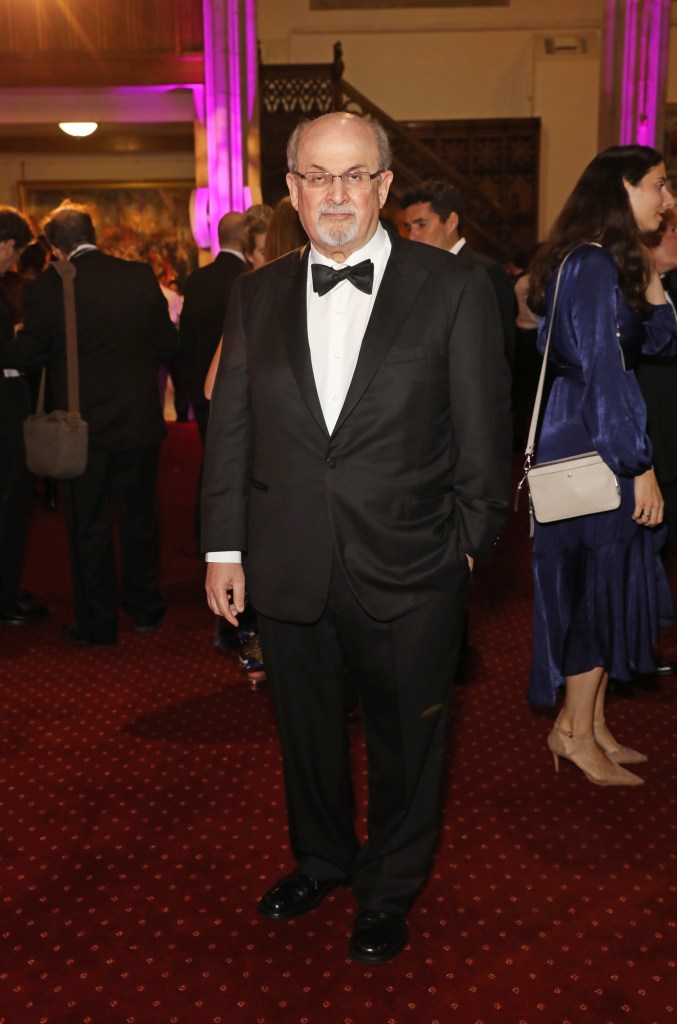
[202,0,255,254]
[620,0,670,147]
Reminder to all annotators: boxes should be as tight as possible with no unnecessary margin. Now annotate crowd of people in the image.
[1,112,677,965]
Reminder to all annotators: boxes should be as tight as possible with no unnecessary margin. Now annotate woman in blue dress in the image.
[527,145,677,786]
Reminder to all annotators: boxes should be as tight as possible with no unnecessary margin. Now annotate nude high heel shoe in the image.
[547,724,644,786]
[593,718,648,765]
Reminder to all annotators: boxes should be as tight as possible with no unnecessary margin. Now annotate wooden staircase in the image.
[259,43,539,263]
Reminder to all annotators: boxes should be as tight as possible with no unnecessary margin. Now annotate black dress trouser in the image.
[258,554,470,916]
[62,442,166,644]
[0,377,33,617]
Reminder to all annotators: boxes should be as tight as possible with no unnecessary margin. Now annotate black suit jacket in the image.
[454,242,516,368]
[0,250,177,453]
[179,250,245,409]
[636,270,677,484]
[0,286,31,452]
[202,236,512,624]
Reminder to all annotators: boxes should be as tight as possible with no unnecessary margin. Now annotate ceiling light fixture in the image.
[58,122,98,138]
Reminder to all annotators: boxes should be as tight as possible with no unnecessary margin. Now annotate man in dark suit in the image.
[632,208,677,682]
[401,180,516,367]
[638,208,677,556]
[0,202,177,646]
[0,206,48,627]
[202,113,511,963]
[179,211,246,444]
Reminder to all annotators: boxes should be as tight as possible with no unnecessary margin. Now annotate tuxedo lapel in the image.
[271,246,329,438]
[332,241,432,435]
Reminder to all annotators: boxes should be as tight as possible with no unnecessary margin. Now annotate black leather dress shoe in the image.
[1,603,49,626]
[63,622,116,648]
[655,658,677,676]
[257,871,345,920]
[133,620,162,635]
[348,909,408,964]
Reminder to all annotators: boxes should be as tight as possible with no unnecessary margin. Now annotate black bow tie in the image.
[311,259,374,297]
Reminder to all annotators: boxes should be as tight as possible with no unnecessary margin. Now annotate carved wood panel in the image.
[0,0,204,86]
[0,0,203,54]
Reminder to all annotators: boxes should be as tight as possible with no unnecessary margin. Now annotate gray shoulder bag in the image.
[23,260,89,479]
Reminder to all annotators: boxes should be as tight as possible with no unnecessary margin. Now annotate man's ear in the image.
[443,212,460,245]
[286,172,300,211]
[377,170,394,209]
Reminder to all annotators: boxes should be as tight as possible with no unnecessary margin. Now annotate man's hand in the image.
[206,562,246,626]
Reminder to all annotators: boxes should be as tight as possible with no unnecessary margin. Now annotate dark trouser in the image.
[658,477,677,563]
[0,440,33,617]
[511,326,540,450]
[62,443,166,643]
[258,557,469,916]
[193,403,210,550]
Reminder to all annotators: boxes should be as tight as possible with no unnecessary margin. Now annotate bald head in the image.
[218,212,246,250]
[287,112,391,176]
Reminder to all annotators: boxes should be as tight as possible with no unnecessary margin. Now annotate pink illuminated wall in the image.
[202,0,256,254]
[618,0,670,146]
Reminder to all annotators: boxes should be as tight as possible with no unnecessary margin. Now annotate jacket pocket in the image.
[384,346,431,364]
[250,478,269,492]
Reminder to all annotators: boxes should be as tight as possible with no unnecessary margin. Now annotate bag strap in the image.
[523,252,570,462]
[51,260,80,420]
[34,367,47,416]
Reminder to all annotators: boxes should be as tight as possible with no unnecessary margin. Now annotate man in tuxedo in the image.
[179,211,246,444]
[401,180,516,368]
[0,202,177,646]
[0,206,49,628]
[202,113,511,963]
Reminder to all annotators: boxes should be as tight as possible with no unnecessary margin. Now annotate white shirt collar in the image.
[449,237,466,255]
[68,243,98,260]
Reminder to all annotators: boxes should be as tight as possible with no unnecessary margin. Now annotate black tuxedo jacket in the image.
[179,251,245,409]
[636,269,677,484]
[454,243,516,368]
[202,236,512,623]
[0,250,177,453]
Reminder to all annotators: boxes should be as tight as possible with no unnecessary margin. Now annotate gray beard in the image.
[316,207,359,248]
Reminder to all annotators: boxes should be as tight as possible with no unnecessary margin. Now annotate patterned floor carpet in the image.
[1,422,675,1024]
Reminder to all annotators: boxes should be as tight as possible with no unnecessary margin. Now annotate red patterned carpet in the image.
[1,423,675,1024]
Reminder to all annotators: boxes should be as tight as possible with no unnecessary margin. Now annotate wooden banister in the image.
[260,44,538,261]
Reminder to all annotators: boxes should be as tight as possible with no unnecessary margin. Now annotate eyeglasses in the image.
[293,169,384,191]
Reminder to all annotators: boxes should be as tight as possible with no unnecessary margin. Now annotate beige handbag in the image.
[515,251,621,535]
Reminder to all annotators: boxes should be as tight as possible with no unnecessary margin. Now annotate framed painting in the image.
[17,180,198,288]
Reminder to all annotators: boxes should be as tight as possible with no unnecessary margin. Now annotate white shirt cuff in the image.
[205,551,242,563]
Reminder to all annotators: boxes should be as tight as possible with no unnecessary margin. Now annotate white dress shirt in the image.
[206,224,392,564]
[307,224,391,434]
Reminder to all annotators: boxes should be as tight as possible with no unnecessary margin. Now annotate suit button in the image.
[325,457,336,469]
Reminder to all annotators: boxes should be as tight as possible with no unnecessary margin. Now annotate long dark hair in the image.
[263,196,307,263]
[529,145,664,316]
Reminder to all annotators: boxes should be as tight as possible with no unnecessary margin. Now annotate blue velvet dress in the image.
[528,245,677,706]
